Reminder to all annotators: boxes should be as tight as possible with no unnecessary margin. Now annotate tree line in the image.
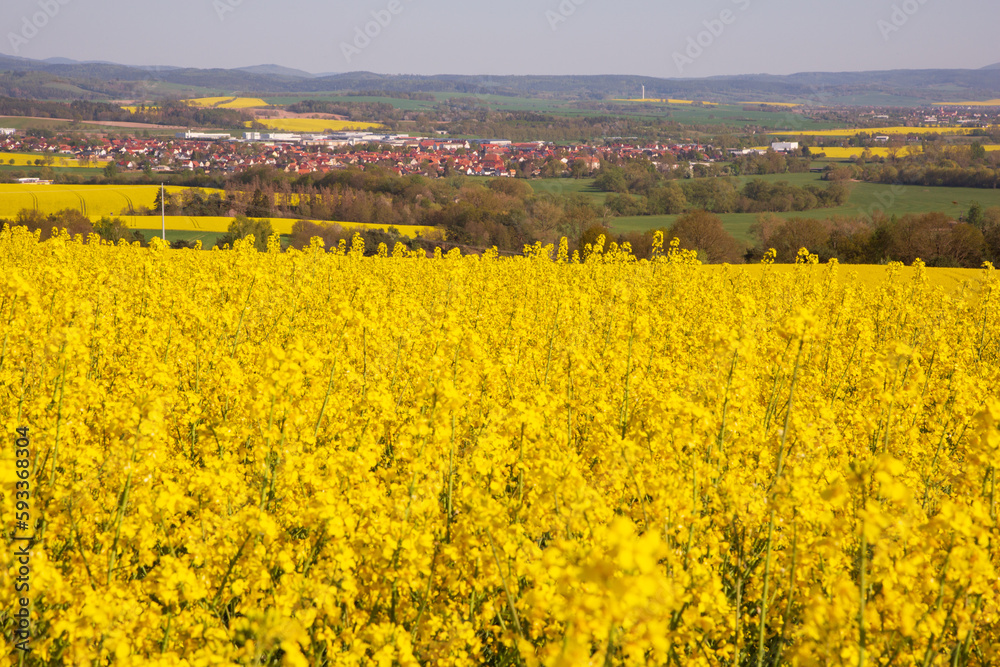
[8,161,996,266]
[8,203,1000,268]
[595,162,849,215]
[832,144,1000,189]
[0,209,145,245]
[589,205,1000,268]
[0,97,253,128]
[746,206,1000,267]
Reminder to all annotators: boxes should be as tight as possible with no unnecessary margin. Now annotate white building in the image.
[177,131,234,141]
[771,141,800,153]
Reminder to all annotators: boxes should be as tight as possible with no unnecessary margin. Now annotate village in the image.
[0,128,723,179]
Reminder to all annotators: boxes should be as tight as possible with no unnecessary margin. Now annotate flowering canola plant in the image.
[0,227,998,666]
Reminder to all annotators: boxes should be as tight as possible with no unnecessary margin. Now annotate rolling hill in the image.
[2,54,1000,105]
[235,64,316,79]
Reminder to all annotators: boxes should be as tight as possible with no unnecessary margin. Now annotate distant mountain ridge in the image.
[235,64,316,79]
[982,62,1000,70]
[2,54,1000,105]
[41,56,180,72]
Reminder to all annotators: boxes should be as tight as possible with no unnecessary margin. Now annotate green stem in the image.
[107,424,140,585]
[230,277,256,358]
[486,529,523,638]
[859,525,867,667]
[755,508,776,667]
[49,358,67,488]
[713,347,739,463]
[620,309,636,438]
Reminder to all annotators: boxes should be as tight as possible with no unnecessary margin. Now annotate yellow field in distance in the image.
[769,126,993,137]
[0,184,216,219]
[741,101,802,107]
[934,100,1000,107]
[118,216,436,237]
[248,118,386,133]
[185,97,271,109]
[809,145,1000,159]
[0,185,411,225]
[610,98,719,106]
[0,152,102,168]
[808,146,921,159]
[750,146,921,157]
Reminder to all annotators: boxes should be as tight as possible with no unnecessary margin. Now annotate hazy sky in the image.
[1,0,997,78]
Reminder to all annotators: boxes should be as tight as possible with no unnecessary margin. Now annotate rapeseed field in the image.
[185,98,271,109]
[247,119,386,133]
[769,127,993,137]
[0,185,202,219]
[0,230,997,665]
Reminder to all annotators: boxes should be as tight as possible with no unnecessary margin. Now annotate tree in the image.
[765,217,832,263]
[576,224,612,258]
[104,161,119,178]
[153,188,181,216]
[966,201,984,229]
[560,196,600,242]
[983,206,1000,264]
[647,183,687,214]
[93,216,144,244]
[667,210,745,264]
[13,208,93,241]
[216,215,275,252]
[594,165,628,193]
[569,159,590,179]
[945,223,985,267]
[247,188,272,217]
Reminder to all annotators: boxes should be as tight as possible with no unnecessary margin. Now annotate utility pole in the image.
[161,183,165,241]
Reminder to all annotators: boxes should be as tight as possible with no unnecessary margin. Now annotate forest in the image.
[0,96,253,128]
[831,143,1000,189]
[594,161,850,215]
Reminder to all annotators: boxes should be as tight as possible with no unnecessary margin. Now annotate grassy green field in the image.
[0,165,99,177]
[529,178,607,205]
[0,116,181,136]
[263,94,439,112]
[529,173,1000,243]
[644,104,843,130]
[256,95,840,131]
[132,229,226,247]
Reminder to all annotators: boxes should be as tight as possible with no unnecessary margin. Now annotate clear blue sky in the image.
[1,0,997,77]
